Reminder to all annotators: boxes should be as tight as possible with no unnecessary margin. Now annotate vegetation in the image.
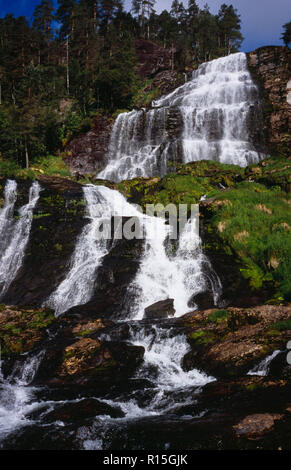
[114,157,291,302]
[0,1,243,170]
[281,21,291,46]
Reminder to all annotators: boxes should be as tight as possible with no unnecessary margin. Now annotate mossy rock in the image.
[0,306,55,356]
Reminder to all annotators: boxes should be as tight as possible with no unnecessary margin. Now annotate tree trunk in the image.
[25,136,29,170]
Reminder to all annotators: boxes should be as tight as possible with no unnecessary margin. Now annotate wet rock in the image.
[144,299,175,320]
[179,305,291,378]
[43,398,125,423]
[37,337,145,388]
[269,350,291,380]
[190,291,216,310]
[67,228,144,320]
[233,413,283,440]
[2,180,87,307]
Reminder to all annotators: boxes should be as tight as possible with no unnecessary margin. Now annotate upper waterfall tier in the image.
[98,53,265,182]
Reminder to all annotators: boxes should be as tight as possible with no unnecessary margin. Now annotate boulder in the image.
[36,337,145,388]
[233,413,283,440]
[144,299,175,320]
[42,398,125,424]
[178,305,291,378]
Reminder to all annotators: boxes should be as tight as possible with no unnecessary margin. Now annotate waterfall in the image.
[47,183,220,317]
[128,216,221,319]
[0,352,44,441]
[248,350,281,377]
[0,181,40,299]
[44,185,115,316]
[97,52,263,183]
[0,180,17,250]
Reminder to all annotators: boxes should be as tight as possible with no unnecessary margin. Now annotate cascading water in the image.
[2,55,261,450]
[248,350,281,376]
[0,181,40,299]
[44,185,115,316]
[98,52,264,182]
[128,216,221,319]
[0,180,17,251]
[0,352,44,441]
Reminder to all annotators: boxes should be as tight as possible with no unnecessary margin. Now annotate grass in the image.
[32,155,72,178]
[0,155,72,180]
[209,181,291,298]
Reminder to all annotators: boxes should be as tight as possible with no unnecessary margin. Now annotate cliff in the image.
[247,46,291,157]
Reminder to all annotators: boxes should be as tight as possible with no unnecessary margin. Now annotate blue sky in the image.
[0,0,289,52]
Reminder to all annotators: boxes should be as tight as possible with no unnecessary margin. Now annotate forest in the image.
[0,0,243,169]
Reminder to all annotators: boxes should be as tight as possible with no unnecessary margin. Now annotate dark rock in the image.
[144,299,175,320]
[135,39,172,79]
[67,221,144,320]
[42,398,125,423]
[63,115,114,176]
[35,336,145,388]
[269,350,291,380]
[2,179,86,307]
[190,291,216,310]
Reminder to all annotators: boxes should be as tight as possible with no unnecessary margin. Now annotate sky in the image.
[0,0,289,52]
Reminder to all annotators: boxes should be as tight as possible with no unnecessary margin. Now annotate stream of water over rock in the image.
[98,52,263,182]
[0,53,268,449]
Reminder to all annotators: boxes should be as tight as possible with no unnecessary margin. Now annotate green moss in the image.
[208,309,229,323]
[189,330,216,345]
[269,318,291,331]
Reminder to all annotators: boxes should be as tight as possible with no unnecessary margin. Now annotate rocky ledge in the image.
[247,46,291,157]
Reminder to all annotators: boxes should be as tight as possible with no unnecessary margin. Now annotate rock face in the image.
[144,299,175,320]
[2,177,86,307]
[135,39,172,79]
[63,115,114,176]
[247,46,291,157]
[143,70,184,98]
[180,304,291,378]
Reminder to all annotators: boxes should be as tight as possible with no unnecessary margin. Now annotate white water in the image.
[1,55,252,448]
[44,185,117,316]
[248,350,281,377]
[0,352,44,440]
[98,53,263,182]
[0,181,40,299]
[46,183,220,318]
[129,216,221,319]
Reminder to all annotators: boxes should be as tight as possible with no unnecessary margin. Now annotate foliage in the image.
[281,21,291,46]
[209,182,291,299]
[0,1,244,169]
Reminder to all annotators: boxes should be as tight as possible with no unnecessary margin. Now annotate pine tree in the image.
[33,1,54,42]
[217,3,243,54]
[56,0,77,39]
[281,21,291,46]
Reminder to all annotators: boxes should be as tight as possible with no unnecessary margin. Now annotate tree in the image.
[281,21,291,46]
[56,0,77,38]
[33,1,54,43]
[132,0,156,38]
[217,3,243,54]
